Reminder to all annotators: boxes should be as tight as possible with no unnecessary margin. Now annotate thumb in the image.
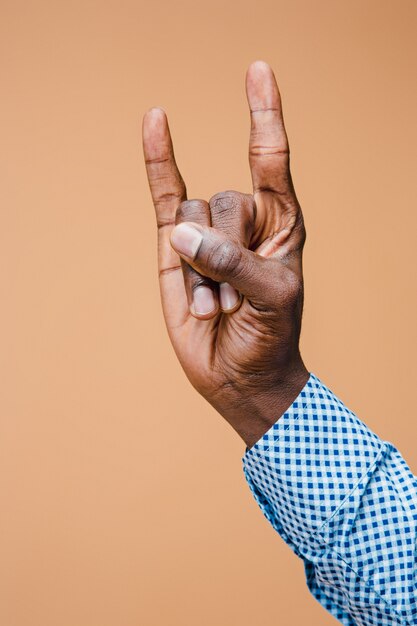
[170,221,282,307]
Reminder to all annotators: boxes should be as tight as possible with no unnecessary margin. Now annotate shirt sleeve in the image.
[242,372,417,626]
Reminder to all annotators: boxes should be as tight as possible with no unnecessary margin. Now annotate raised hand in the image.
[142,62,309,448]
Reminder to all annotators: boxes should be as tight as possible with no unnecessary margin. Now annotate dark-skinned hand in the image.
[142,61,309,449]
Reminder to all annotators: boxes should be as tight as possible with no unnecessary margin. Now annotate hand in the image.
[142,61,309,448]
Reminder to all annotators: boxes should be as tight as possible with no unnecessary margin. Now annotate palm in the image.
[143,62,306,404]
[170,294,277,397]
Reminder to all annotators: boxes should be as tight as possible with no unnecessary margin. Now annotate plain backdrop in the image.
[1,1,416,625]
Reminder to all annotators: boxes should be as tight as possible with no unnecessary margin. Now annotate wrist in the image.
[208,358,310,449]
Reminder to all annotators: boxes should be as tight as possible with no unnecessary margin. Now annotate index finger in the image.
[245,61,291,195]
[142,107,187,232]
[142,107,189,331]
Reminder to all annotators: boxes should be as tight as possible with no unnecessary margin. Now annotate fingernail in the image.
[193,286,216,316]
[170,223,203,259]
[219,282,240,311]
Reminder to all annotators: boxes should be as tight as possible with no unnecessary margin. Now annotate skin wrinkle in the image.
[158,265,182,277]
[155,190,185,206]
[205,240,244,279]
[253,187,289,195]
[250,106,281,113]
[144,156,171,165]
[249,147,290,156]
[156,218,176,229]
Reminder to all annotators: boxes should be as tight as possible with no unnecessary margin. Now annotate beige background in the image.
[1,1,416,624]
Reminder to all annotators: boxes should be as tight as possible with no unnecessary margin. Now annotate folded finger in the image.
[175,200,219,320]
[208,191,255,313]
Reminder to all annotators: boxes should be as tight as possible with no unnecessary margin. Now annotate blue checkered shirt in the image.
[242,372,417,625]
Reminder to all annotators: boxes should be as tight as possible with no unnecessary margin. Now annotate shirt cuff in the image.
[241,372,385,549]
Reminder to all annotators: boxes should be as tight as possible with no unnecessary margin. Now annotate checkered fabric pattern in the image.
[242,372,417,625]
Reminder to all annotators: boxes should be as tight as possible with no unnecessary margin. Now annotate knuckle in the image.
[281,270,304,310]
[209,190,241,213]
[209,191,255,228]
[175,199,206,224]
